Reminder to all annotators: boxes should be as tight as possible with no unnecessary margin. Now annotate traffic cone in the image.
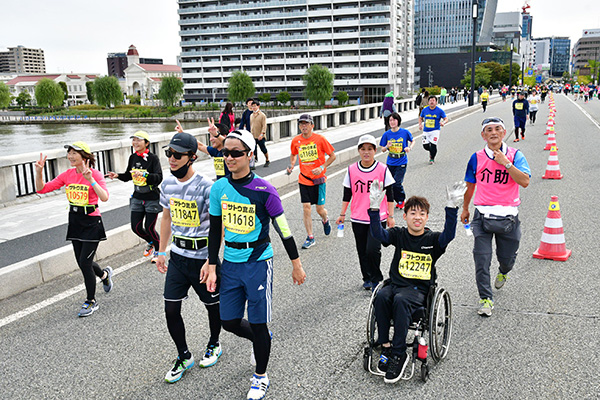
[544,126,555,135]
[542,146,563,179]
[533,196,571,261]
[544,131,557,150]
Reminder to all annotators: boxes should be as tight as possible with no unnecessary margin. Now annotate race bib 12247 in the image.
[398,250,432,280]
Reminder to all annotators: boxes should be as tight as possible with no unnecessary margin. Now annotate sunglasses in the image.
[165,149,188,160]
[222,149,248,158]
[482,117,504,125]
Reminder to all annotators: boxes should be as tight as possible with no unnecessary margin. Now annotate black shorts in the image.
[163,251,220,305]
[299,182,326,205]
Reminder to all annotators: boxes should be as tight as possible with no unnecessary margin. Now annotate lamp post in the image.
[468,0,478,106]
[509,41,514,90]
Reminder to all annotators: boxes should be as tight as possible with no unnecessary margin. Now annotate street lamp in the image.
[509,41,514,89]
[468,0,478,106]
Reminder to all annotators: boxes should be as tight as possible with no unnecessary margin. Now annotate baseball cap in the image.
[357,134,377,149]
[163,132,198,153]
[64,141,91,155]
[225,129,256,152]
[130,130,150,141]
[298,114,313,123]
[214,123,229,136]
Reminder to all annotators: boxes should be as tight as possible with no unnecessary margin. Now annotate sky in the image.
[1,0,599,74]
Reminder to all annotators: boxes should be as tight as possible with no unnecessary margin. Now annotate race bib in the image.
[170,198,200,227]
[398,251,432,280]
[131,169,147,186]
[425,119,436,129]
[389,139,404,155]
[298,143,318,163]
[515,103,523,110]
[213,157,225,176]
[222,201,256,234]
[66,184,89,206]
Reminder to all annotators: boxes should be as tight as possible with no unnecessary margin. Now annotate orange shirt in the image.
[290,133,335,186]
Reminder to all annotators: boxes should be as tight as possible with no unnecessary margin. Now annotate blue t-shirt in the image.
[209,173,284,263]
[380,128,413,166]
[206,146,229,179]
[464,146,531,184]
[420,106,446,132]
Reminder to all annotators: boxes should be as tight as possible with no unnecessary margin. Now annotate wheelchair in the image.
[362,278,453,382]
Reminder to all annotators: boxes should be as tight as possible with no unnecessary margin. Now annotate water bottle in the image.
[337,223,344,238]
[464,223,473,237]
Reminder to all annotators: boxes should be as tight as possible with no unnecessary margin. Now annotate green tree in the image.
[500,63,522,85]
[16,91,31,108]
[335,91,349,105]
[86,81,95,104]
[157,76,184,107]
[258,93,271,105]
[58,81,69,101]
[0,82,10,108]
[461,65,492,88]
[587,59,600,82]
[276,91,291,106]
[35,78,64,108]
[479,62,504,85]
[227,71,255,103]
[303,64,334,106]
[93,76,123,108]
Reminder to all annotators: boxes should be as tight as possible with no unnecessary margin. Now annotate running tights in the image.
[529,111,537,124]
[72,240,103,301]
[222,318,271,375]
[165,301,221,358]
[422,143,437,161]
[515,127,525,140]
[131,211,160,251]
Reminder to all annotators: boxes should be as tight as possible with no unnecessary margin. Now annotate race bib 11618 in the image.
[222,201,256,234]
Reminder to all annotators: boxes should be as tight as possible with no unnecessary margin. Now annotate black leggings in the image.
[165,301,221,359]
[72,240,103,301]
[515,127,526,139]
[222,318,271,375]
[422,143,437,161]
[529,111,537,123]
[131,211,160,251]
[352,221,384,283]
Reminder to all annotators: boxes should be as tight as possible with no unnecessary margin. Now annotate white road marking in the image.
[564,95,600,131]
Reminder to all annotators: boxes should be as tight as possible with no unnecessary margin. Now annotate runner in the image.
[512,91,529,142]
[179,118,230,180]
[336,134,395,291]
[239,98,254,131]
[35,142,112,317]
[156,131,223,383]
[106,130,162,263]
[528,90,540,125]
[379,91,397,132]
[379,112,414,209]
[461,117,530,317]
[480,89,490,112]
[418,95,448,165]
[206,129,306,400]
[286,114,337,249]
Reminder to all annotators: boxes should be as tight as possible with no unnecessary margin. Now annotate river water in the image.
[0,121,207,156]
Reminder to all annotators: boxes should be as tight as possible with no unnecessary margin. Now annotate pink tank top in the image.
[348,162,389,223]
[474,147,520,207]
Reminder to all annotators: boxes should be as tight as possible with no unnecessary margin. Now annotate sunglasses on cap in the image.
[164,149,189,160]
[222,148,248,158]
[482,117,504,125]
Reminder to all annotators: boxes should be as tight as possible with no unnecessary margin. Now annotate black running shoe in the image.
[377,346,392,373]
[384,353,409,384]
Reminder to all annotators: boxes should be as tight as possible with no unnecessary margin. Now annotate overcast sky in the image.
[1,0,599,74]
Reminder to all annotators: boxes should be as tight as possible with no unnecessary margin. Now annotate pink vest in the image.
[474,147,521,207]
[348,162,389,223]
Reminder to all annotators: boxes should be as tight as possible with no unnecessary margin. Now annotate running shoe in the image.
[165,355,195,383]
[429,159,434,165]
[521,135,525,140]
[377,346,392,373]
[199,343,222,368]
[263,161,270,168]
[322,219,331,235]
[301,236,315,249]
[384,353,409,384]
[513,138,520,142]
[396,201,404,209]
[151,251,158,264]
[371,281,381,292]
[143,242,154,257]
[247,374,270,400]
[494,273,509,289]
[477,298,494,317]
[78,300,99,317]
[102,266,113,293]
[362,281,372,291]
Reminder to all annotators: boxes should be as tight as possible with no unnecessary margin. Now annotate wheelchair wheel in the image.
[366,283,383,347]
[429,288,452,362]
[420,363,429,382]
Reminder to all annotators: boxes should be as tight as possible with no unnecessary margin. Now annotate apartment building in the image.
[177,0,415,104]
[572,29,600,74]
[0,46,46,74]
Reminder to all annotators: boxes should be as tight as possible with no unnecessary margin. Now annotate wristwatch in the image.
[505,162,513,170]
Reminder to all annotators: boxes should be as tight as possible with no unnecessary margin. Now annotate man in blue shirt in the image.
[238,98,253,131]
[512,92,529,142]
[419,96,448,165]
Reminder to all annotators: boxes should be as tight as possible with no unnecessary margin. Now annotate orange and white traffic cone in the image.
[544,126,555,136]
[542,146,563,179]
[533,196,571,261]
[544,131,557,150]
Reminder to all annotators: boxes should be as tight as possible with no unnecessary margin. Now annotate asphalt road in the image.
[1,94,598,399]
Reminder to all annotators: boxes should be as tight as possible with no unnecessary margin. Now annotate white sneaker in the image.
[199,343,222,368]
[165,355,195,383]
[247,374,270,400]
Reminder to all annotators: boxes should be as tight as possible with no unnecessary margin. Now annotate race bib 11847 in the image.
[170,198,200,227]
[222,201,256,234]
[398,251,432,280]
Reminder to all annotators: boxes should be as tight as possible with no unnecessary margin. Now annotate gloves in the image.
[369,180,386,210]
[446,181,467,208]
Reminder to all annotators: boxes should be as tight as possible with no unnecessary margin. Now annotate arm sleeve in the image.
[343,186,352,202]
[438,207,458,248]
[272,213,299,260]
[208,214,222,265]
[385,186,393,200]
[369,209,391,245]
[146,155,163,186]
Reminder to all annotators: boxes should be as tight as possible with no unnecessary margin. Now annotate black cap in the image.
[298,114,313,123]
[214,123,229,136]
[163,132,197,153]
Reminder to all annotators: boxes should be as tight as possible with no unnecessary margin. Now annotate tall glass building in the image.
[548,37,570,77]
[177,0,415,104]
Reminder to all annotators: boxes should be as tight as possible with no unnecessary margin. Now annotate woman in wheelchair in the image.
[366,181,465,383]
